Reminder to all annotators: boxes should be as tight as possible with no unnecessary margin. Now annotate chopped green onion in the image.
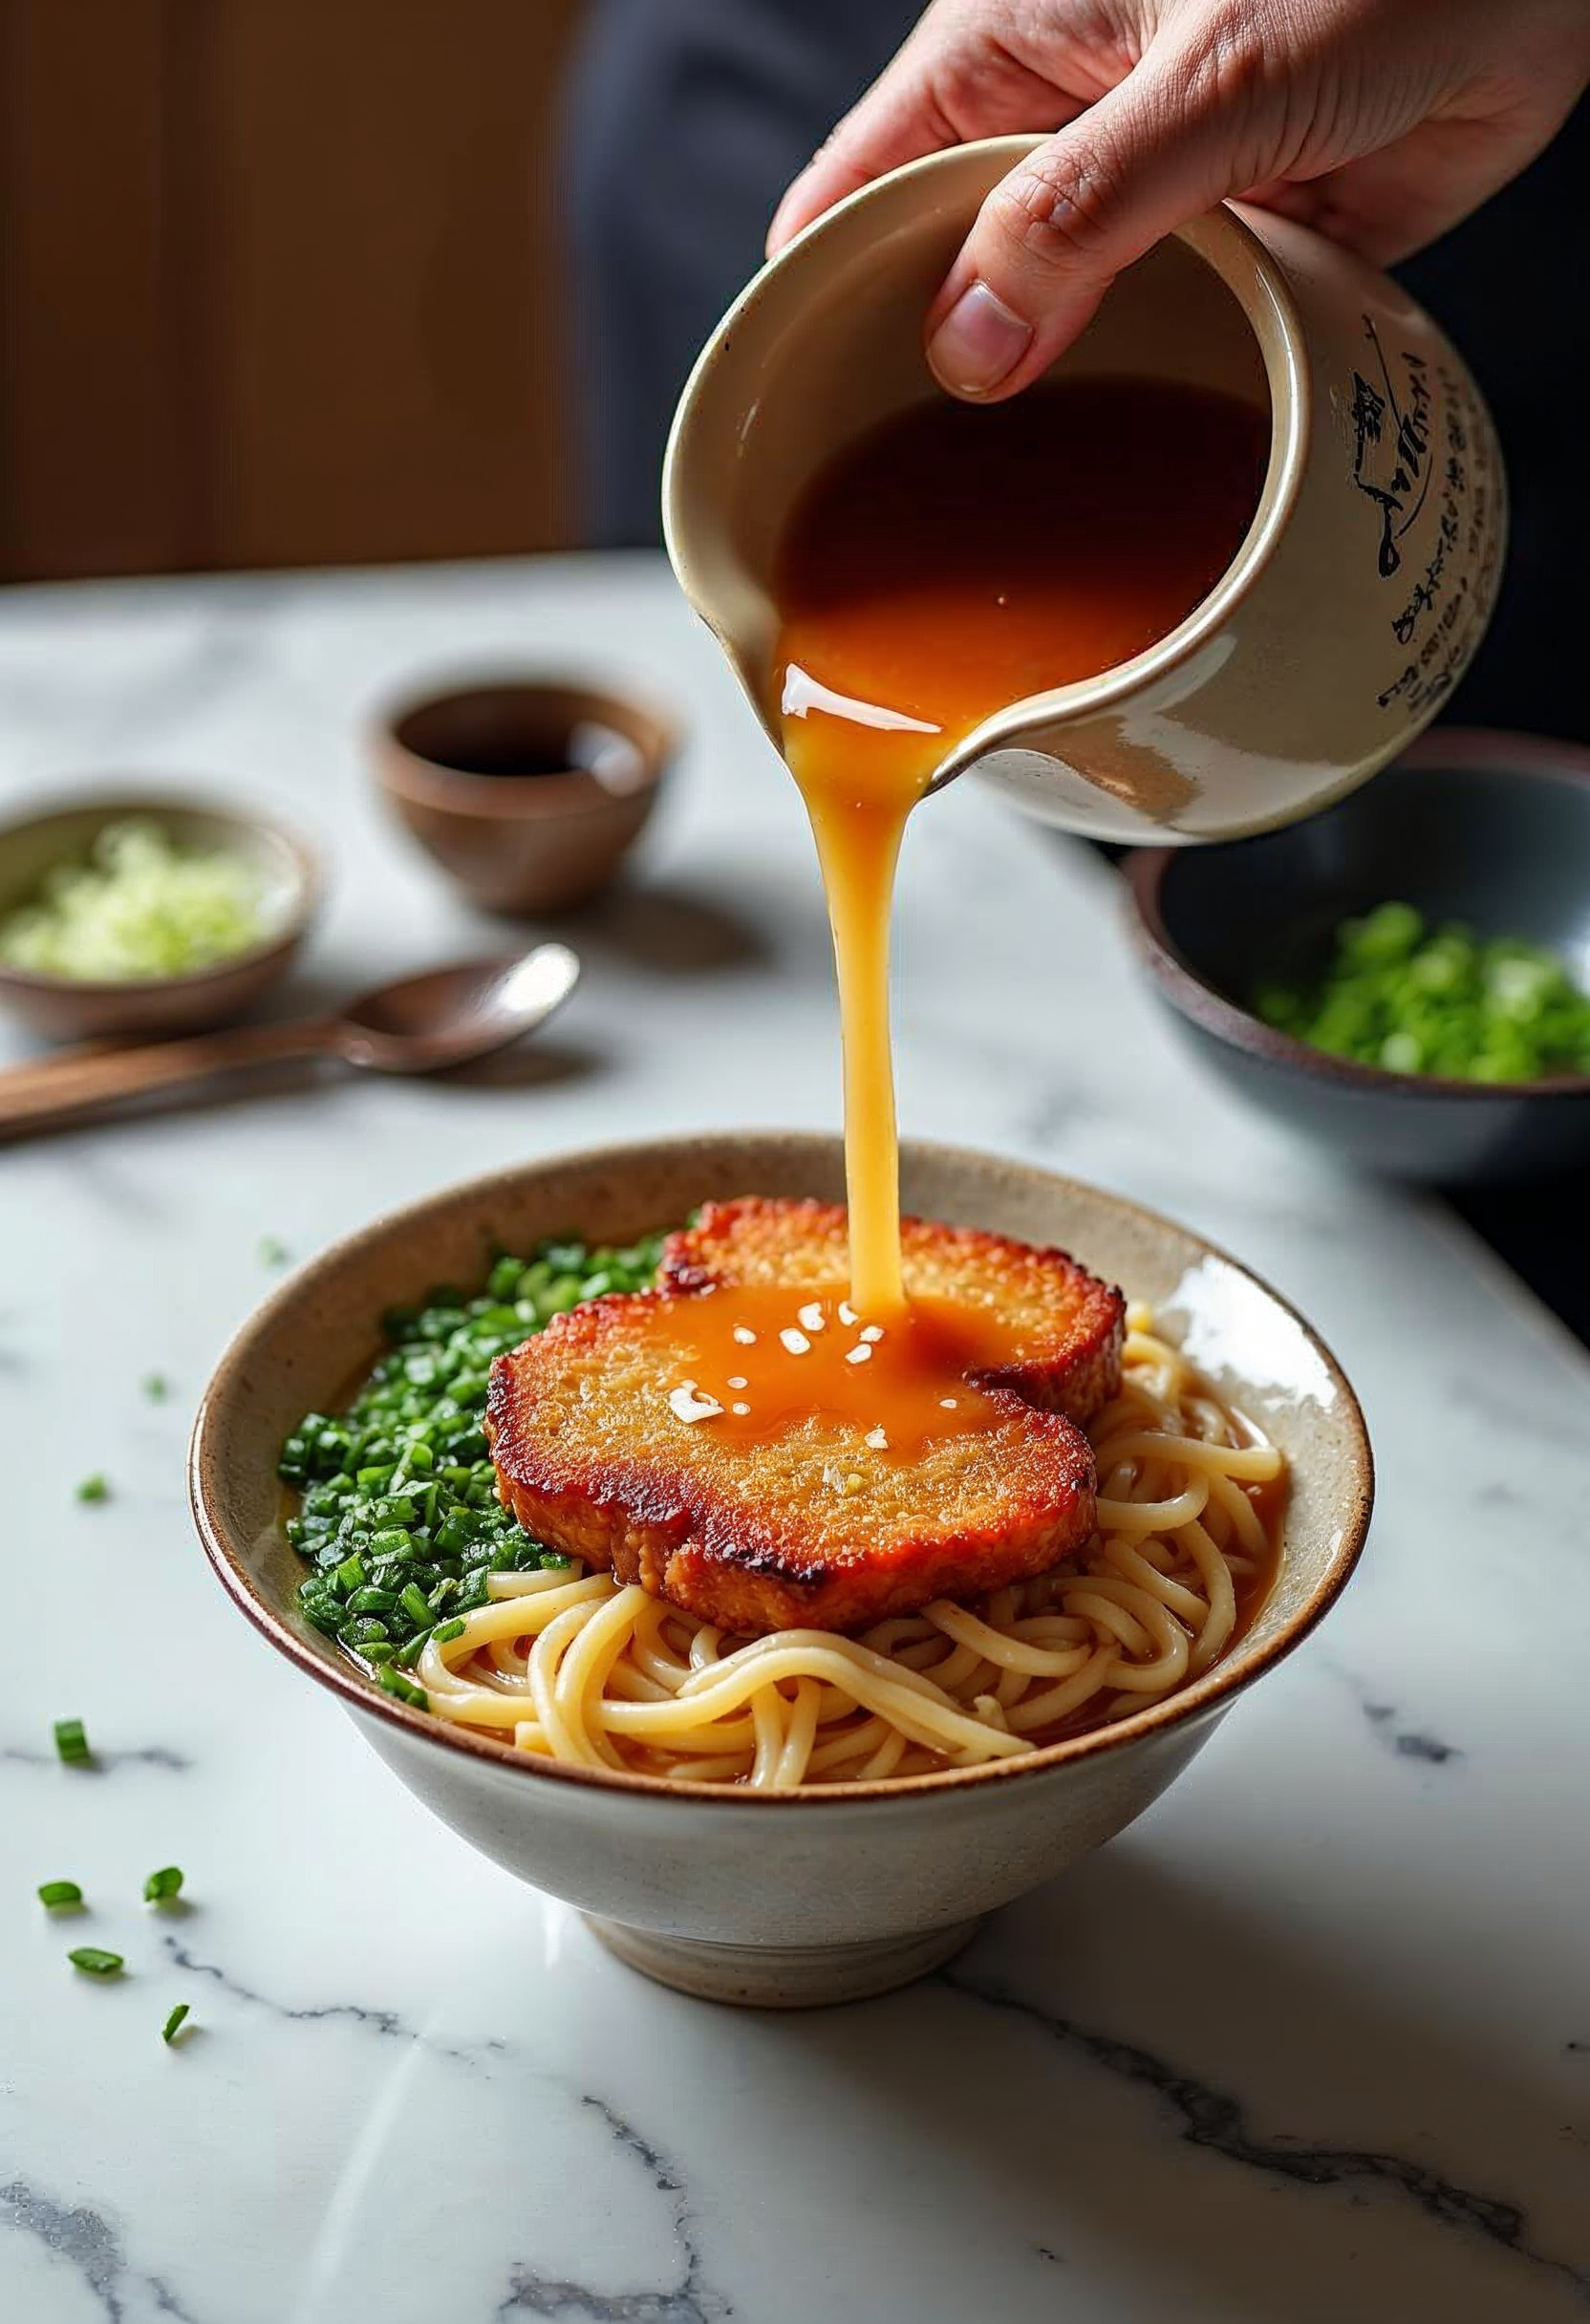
[347,1585,398,1616]
[279,1232,668,1729]
[161,2002,191,2044]
[75,1474,109,1504]
[142,1372,169,1401]
[143,1865,184,1904]
[54,1717,92,1765]
[0,816,269,981]
[68,1947,124,1976]
[1255,902,1590,1082]
[37,1880,84,1909]
[299,1587,343,1636]
[259,1235,290,1268]
[376,1664,428,1710]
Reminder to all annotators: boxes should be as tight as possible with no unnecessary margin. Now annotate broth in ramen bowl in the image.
[190,1130,1372,2008]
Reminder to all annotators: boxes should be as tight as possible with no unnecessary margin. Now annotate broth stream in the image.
[774,375,1270,1334]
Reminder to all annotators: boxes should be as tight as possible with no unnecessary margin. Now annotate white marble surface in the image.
[2,554,1588,2323]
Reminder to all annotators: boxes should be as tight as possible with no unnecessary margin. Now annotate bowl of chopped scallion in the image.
[0,795,317,1041]
[1126,730,1590,1183]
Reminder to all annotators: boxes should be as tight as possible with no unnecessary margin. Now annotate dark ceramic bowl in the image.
[1126,730,1590,1185]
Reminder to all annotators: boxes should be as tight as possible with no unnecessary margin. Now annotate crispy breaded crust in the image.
[487,1198,1125,1636]
[663,1198,1124,1425]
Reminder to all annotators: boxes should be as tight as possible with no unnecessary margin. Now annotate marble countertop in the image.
[2,554,1587,2324]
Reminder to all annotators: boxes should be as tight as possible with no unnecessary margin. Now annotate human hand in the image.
[767,0,1590,398]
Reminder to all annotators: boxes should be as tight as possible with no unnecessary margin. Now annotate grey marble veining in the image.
[2,555,1587,2323]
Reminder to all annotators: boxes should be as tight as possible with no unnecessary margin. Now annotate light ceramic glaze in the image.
[664,137,1506,845]
[190,1132,1372,2008]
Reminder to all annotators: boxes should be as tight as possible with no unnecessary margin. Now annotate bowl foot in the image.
[583,1914,983,2009]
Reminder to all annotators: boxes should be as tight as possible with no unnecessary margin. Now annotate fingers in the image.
[924,53,1244,398]
[767,3,1079,255]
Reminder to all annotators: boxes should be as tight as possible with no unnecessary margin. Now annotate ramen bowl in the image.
[1127,729,1590,1184]
[190,1132,1372,2008]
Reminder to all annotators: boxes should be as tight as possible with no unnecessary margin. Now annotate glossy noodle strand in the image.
[415,1306,1284,1787]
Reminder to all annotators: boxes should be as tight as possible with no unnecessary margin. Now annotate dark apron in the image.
[563,0,1589,742]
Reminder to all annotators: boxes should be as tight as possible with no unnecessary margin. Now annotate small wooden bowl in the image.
[0,794,319,1043]
[373,679,677,915]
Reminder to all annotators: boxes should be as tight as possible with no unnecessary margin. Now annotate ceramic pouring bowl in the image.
[664,135,1505,846]
[191,1133,1372,2009]
[0,793,318,1043]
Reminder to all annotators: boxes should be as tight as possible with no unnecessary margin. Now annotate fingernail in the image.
[766,183,802,256]
[927,281,1033,395]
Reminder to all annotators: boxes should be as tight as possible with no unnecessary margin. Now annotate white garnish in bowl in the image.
[797,1302,827,1333]
[865,1427,889,1450]
[780,1327,811,1355]
[668,1385,723,1424]
[727,1375,748,1390]
[732,1325,757,1345]
[940,1397,958,1410]
[838,1302,858,1327]
[846,1344,872,1366]
[732,1401,751,1417]
[859,1323,884,1344]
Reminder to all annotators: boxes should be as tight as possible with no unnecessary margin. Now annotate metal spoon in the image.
[0,945,580,1137]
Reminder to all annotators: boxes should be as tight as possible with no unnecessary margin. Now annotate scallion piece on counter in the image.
[37,1881,84,1909]
[75,1474,109,1504]
[54,1717,92,1765]
[143,1865,184,1904]
[143,1372,169,1401]
[259,1236,289,1268]
[69,1947,124,1977]
[161,2003,191,2044]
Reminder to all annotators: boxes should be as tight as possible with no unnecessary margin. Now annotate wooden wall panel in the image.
[0,0,186,576]
[198,0,584,568]
[0,0,585,579]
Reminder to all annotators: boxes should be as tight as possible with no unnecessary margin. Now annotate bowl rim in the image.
[1126,726,1590,1101]
[0,789,320,997]
[188,1131,1374,1809]
[370,674,681,824]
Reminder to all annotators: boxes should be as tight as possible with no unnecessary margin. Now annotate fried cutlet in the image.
[486,1197,1125,1635]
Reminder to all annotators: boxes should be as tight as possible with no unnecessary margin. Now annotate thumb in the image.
[925,55,1244,400]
